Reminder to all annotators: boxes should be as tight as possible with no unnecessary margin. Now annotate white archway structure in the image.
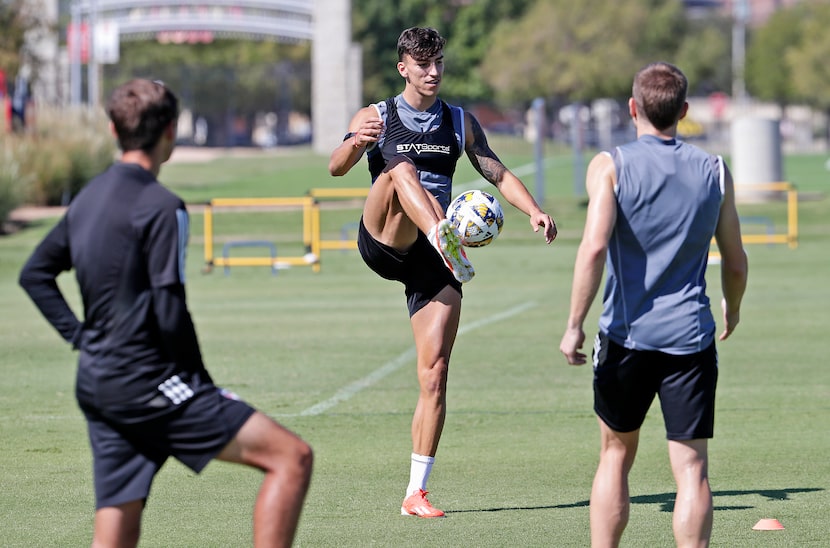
[67,0,356,153]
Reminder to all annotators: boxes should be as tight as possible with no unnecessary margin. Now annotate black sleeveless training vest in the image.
[368,98,461,181]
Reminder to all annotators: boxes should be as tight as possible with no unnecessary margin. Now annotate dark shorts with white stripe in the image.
[357,217,461,317]
[592,332,718,440]
[82,386,255,509]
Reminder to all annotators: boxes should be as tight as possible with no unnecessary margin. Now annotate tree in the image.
[672,14,732,96]
[784,1,830,145]
[104,39,311,146]
[352,0,449,103]
[479,0,689,106]
[351,0,533,104]
[438,0,534,103]
[785,2,830,110]
[745,4,805,106]
[744,1,830,146]
[0,0,51,87]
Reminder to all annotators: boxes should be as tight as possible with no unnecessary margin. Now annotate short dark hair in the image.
[106,79,179,152]
[632,62,688,131]
[397,27,446,62]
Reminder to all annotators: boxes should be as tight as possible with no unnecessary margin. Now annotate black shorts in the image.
[592,332,718,440]
[83,386,255,509]
[357,217,461,316]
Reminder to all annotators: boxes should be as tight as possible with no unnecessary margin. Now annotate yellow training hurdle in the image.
[307,187,370,252]
[202,196,320,273]
[201,189,370,274]
[709,181,798,262]
[204,182,796,273]
[735,182,798,248]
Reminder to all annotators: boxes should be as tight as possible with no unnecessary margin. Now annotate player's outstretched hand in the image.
[530,211,557,244]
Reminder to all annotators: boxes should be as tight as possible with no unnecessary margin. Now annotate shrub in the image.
[0,105,116,209]
[0,144,30,231]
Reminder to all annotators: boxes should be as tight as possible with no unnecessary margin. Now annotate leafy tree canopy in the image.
[783,1,830,110]
[351,0,533,105]
[672,14,732,96]
[480,0,703,105]
[745,3,805,105]
[0,0,51,84]
[104,39,311,137]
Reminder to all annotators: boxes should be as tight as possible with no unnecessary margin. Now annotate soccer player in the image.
[559,62,748,547]
[19,79,313,548]
[329,27,557,518]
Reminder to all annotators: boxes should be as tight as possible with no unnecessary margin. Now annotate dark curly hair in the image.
[397,27,446,62]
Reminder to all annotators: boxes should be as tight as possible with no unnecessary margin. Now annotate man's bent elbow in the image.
[328,161,345,177]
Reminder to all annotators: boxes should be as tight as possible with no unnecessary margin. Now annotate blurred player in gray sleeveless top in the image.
[559,62,748,547]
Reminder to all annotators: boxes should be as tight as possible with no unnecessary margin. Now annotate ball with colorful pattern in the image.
[446,190,504,247]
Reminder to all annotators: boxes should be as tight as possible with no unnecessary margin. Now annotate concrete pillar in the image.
[312,0,360,155]
[731,117,782,202]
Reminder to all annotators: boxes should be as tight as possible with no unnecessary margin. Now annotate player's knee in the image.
[295,439,314,476]
[599,439,636,470]
[383,155,417,177]
[420,358,449,396]
[275,437,314,482]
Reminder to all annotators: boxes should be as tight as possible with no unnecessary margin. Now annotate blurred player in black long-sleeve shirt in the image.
[20,79,312,548]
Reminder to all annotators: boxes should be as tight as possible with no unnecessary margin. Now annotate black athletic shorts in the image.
[83,386,255,509]
[357,217,461,316]
[592,332,718,440]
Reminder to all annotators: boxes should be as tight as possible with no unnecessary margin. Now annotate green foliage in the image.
[352,0,533,105]
[0,0,51,79]
[746,0,830,113]
[745,5,805,104]
[2,106,115,206]
[672,15,732,95]
[352,0,454,102]
[631,0,688,59]
[0,143,28,228]
[439,0,534,103]
[480,0,693,104]
[784,1,830,111]
[103,39,312,142]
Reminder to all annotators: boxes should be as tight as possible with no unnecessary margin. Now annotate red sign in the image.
[67,22,90,63]
[709,91,729,120]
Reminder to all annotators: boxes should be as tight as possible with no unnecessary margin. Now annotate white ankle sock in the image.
[406,453,435,496]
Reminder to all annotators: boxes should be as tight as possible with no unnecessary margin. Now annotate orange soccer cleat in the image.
[427,219,474,283]
[401,489,445,518]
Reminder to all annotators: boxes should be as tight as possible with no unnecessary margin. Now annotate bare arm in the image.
[713,163,748,341]
[559,152,617,365]
[328,106,384,176]
[464,112,557,243]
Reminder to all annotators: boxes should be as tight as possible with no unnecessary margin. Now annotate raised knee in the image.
[383,155,417,177]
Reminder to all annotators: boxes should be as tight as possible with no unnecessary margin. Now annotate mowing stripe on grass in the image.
[294,301,537,417]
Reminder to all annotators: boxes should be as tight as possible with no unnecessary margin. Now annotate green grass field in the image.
[1,140,828,546]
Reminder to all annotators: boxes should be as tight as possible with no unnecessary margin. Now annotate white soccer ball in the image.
[446,190,504,247]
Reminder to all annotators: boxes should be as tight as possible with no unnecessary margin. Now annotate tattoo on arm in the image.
[466,115,506,183]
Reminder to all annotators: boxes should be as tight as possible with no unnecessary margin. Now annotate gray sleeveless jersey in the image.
[599,135,725,354]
